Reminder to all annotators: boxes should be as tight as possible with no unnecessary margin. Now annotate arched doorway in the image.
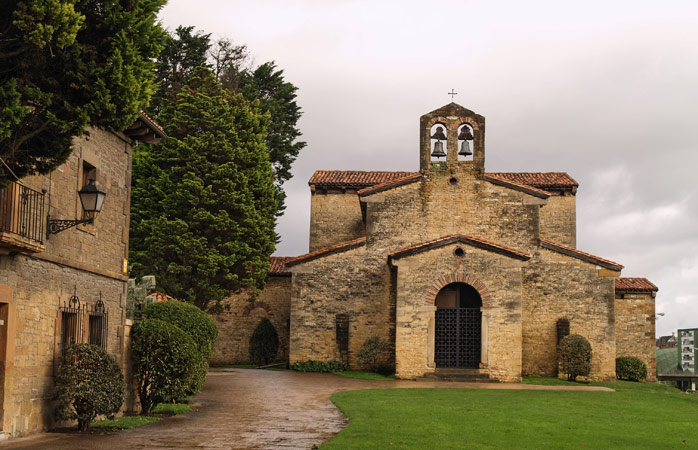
[434,282,482,368]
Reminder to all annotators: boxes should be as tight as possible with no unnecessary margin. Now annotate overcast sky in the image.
[159,0,698,337]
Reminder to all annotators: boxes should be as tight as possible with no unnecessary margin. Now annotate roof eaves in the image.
[358,174,422,197]
[483,175,551,199]
[540,238,624,271]
[389,234,532,264]
[284,237,367,267]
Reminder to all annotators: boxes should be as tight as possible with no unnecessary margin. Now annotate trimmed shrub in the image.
[291,360,349,372]
[616,356,648,381]
[558,334,592,381]
[357,336,389,373]
[142,301,218,357]
[55,344,124,431]
[249,318,279,366]
[131,319,199,414]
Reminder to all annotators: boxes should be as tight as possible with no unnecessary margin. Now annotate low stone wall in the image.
[209,276,291,366]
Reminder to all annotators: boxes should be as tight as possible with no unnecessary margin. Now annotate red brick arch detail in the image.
[242,301,274,317]
[425,273,492,308]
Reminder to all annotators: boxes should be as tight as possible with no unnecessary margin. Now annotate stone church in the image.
[211,102,657,382]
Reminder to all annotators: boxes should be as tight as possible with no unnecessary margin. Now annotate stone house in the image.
[211,103,657,382]
[0,114,164,437]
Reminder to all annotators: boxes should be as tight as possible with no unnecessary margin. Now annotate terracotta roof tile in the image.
[309,171,420,188]
[389,234,532,262]
[145,292,176,302]
[486,172,578,190]
[615,277,658,292]
[483,174,551,198]
[357,173,423,196]
[269,256,292,276]
[284,237,367,267]
[540,238,624,271]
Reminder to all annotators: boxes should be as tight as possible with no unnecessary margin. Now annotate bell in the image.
[431,126,447,141]
[431,141,446,158]
[458,127,473,141]
[458,140,472,156]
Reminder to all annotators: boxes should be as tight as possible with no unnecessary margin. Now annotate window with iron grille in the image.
[57,290,108,357]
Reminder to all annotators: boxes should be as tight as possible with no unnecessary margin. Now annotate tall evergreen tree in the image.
[0,0,167,186]
[129,68,277,310]
[238,61,306,214]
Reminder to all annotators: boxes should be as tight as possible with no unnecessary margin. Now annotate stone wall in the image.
[309,189,365,252]
[392,244,526,381]
[615,292,656,380]
[539,193,576,247]
[289,247,394,368]
[209,276,292,366]
[521,249,617,381]
[0,128,133,437]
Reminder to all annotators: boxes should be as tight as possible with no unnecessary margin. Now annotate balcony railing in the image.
[0,181,45,250]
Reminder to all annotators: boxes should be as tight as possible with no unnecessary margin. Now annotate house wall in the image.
[539,192,576,247]
[209,276,292,365]
[308,189,365,252]
[521,249,617,381]
[615,291,657,380]
[0,127,133,437]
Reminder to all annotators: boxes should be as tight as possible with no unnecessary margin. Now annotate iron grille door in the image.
[435,307,481,368]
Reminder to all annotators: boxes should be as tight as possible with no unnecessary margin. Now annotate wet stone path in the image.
[0,369,612,450]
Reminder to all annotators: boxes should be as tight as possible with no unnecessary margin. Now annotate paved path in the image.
[0,369,612,450]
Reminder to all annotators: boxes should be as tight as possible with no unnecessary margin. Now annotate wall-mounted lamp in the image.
[47,179,106,237]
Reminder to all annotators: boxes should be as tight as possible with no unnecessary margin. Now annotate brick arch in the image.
[425,273,492,308]
[242,301,274,317]
[426,116,480,132]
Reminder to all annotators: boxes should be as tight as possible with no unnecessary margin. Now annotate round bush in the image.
[616,356,648,381]
[143,300,218,357]
[131,319,199,414]
[54,344,124,431]
[249,318,279,365]
[558,334,592,381]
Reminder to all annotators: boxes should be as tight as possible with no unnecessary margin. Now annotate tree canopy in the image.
[0,0,166,186]
[129,68,277,310]
[146,28,305,214]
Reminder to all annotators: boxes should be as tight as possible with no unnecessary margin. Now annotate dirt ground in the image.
[0,369,612,450]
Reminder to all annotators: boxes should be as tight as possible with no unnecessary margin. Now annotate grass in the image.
[325,378,698,449]
[91,415,158,430]
[152,403,192,414]
[333,370,395,380]
[91,402,191,430]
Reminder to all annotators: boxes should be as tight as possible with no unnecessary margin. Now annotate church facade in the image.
[212,103,657,382]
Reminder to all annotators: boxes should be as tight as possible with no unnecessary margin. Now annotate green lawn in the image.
[325,379,698,449]
[334,371,395,381]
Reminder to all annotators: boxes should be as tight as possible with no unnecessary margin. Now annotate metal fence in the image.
[0,181,45,243]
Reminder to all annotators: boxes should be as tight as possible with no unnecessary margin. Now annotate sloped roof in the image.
[540,238,624,271]
[487,172,578,190]
[309,171,419,188]
[269,257,292,276]
[483,174,551,198]
[615,277,658,292]
[389,234,532,263]
[357,173,423,196]
[284,237,367,267]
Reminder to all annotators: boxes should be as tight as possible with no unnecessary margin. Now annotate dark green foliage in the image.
[149,26,211,115]
[356,336,389,373]
[131,319,199,415]
[291,360,349,373]
[616,356,648,381]
[238,62,306,213]
[129,68,277,310]
[558,334,593,381]
[0,0,166,186]
[54,344,124,431]
[143,301,218,357]
[249,318,279,365]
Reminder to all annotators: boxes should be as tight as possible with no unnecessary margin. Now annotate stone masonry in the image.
[0,117,163,437]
